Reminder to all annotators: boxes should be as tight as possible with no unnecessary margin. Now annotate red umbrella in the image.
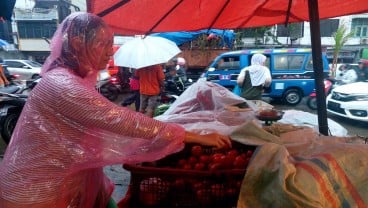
[87,0,368,35]
[88,0,368,135]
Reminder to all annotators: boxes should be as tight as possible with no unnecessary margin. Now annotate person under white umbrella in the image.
[113,36,181,69]
[113,35,182,117]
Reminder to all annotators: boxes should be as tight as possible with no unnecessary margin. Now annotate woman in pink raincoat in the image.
[0,12,231,208]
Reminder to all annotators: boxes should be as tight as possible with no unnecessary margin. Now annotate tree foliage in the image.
[331,24,354,77]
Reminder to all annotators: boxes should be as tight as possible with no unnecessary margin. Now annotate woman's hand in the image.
[184,131,232,149]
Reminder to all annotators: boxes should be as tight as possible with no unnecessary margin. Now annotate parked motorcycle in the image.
[97,68,130,101]
[97,74,119,101]
[0,78,40,144]
[0,74,27,94]
[306,78,335,110]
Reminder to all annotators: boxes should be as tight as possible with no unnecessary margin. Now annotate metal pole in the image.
[308,0,329,135]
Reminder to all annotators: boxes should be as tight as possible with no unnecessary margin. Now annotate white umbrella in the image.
[113,36,181,69]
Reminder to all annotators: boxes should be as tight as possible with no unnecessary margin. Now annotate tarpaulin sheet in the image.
[155,79,257,135]
[150,29,235,48]
[231,121,368,208]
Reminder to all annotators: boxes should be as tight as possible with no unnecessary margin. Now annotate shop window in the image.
[319,19,339,37]
[352,18,368,37]
[18,21,57,39]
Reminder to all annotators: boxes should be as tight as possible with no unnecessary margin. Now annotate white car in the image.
[327,81,368,122]
[4,59,42,80]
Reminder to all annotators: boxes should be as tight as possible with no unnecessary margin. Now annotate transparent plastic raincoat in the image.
[0,12,185,208]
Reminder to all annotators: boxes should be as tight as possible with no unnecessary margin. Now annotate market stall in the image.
[121,80,367,207]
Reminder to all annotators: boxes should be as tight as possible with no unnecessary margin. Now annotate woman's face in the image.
[89,27,114,70]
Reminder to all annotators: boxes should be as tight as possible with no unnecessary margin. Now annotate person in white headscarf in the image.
[236,53,272,100]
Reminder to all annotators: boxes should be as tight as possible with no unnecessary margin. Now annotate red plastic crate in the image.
[123,142,256,208]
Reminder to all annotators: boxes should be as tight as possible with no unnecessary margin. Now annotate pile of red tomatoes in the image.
[135,144,255,207]
[177,145,254,171]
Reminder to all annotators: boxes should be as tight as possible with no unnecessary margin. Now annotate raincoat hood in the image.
[41,12,113,79]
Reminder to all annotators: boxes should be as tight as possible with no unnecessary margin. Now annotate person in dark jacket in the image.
[355,59,368,81]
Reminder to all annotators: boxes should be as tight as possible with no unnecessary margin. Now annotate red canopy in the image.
[87,0,368,35]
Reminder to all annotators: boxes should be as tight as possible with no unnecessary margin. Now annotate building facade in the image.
[0,0,82,63]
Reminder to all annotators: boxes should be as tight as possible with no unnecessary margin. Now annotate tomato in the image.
[225,187,238,197]
[182,164,192,170]
[246,150,254,158]
[194,162,206,171]
[226,153,236,160]
[233,156,247,169]
[177,159,187,168]
[199,155,212,164]
[240,153,247,160]
[196,189,212,206]
[139,177,169,206]
[228,180,242,189]
[208,162,222,171]
[188,156,198,165]
[191,145,203,157]
[172,179,187,191]
[211,184,225,197]
[219,155,234,169]
[212,153,224,164]
[227,149,239,157]
[192,181,205,191]
[139,191,158,206]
